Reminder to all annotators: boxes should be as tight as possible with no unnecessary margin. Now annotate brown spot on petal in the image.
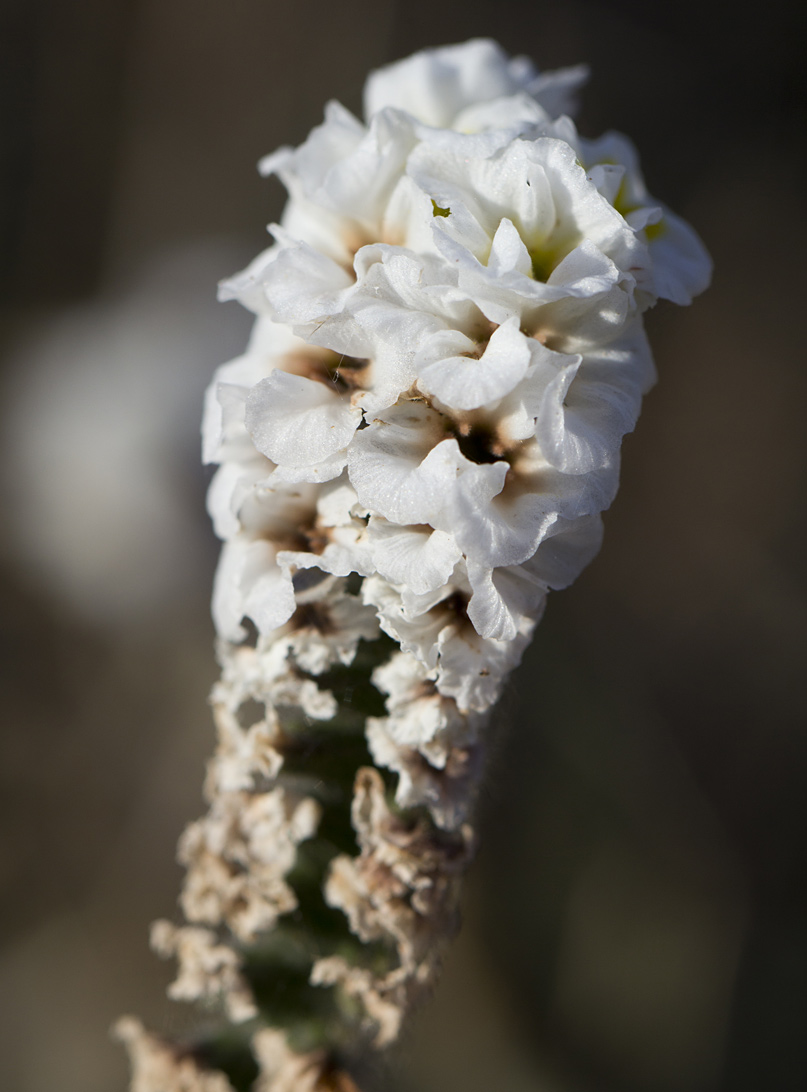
[521,319,565,352]
[441,591,470,621]
[412,677,439,701]
[302,524,331,555]
[270,530,308,552]
[281,349,370,394]
[453,420,507,465]
[290,600,337,636]
[272,514,331,555]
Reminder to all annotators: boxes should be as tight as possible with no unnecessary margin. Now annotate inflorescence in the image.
[118,39,710,1092]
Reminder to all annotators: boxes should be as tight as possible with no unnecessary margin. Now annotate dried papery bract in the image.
[115,1018,236,1092]
[313,767,474,1046]
[120,38,710,1091]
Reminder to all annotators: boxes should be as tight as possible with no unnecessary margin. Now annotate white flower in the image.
[373,651,478,744]
[366,518,462,596]
[408,135,648,321]
[465,512,603,641]
[347,399,494,529]
[280,246,487,412]
[277,575,380,675]
[245,370,362,480]
[260,104,430,264]
[202,318,305,463]
[200,33,711,837]
[415,316,533,410]
[528,320,655,475]
[363,39,588,131]
[349,390,617,575]
[578,129,713,305]
[208,38,711,689]
[363,570,534,712]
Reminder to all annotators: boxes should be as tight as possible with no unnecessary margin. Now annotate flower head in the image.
[213,43,708,682]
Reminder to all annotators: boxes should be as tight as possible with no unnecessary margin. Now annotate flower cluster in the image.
[204,38,709,824]
[123,41,710,1087]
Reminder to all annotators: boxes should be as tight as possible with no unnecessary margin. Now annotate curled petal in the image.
[261,235,355,331]
[466,561,547,642]
[642,207,712,305]
[448,448,616,570]
[246,371,362,468]
[212,539,296,642]
[465,512,602,640]
[534,338,649,474]
[367,518,462,595]
[348,403,475,526]
[525,512,604,590]
[417,317,532,411]
[364,39,540,128]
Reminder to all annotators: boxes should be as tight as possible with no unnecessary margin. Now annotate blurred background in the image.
[0,1,805,1089]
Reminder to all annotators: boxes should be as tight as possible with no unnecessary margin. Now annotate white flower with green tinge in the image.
[206,33,711,803]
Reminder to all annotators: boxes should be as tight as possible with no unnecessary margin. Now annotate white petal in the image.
[206,460,268,540]
[316,477,361,527]
[212,538,296,641]
[644,207,712,305]
[417,317,532,410]
[268,451,347,484]
[486,218,533,278]
[260,100,364,190]
[449,441,618,570]
[348,402,463,525]
[524,512,604,590]
[363,574,445,669]
[314,108,416,232]
[277,522,375,580]
[246,372,361,467]
[434,619,533,713]
[364,39,534,128]
[218,245,279,315]
[529,321,653,473]
[526,64,589,118]
[452,93,552,137]
[367,518,462,594]
[466,560,547,642]
[260,236,354,330]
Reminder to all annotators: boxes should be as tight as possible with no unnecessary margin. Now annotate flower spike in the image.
[120,38,710,1092]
